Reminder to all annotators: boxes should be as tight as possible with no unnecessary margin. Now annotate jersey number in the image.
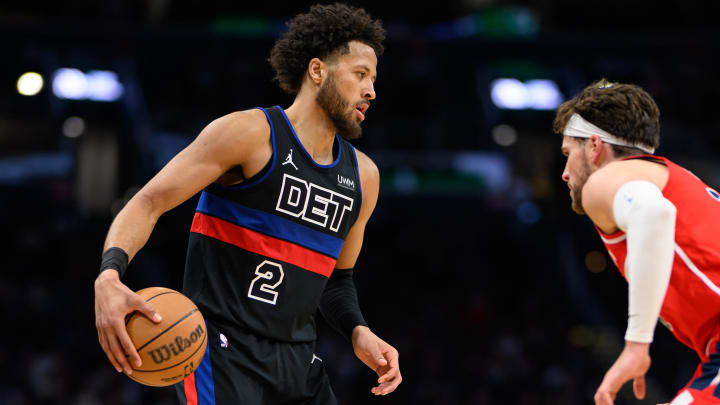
[248,260,284,305]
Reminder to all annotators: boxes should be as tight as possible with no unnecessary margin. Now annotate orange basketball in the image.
[125,287,207,387]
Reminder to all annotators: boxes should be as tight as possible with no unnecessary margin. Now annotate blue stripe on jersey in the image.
[196,340,215,405]
[197,192,344,259]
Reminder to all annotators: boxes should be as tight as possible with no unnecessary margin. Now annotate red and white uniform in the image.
[597,156,720,403]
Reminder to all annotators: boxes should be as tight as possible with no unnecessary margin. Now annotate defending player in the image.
[555,79,720,405]
[94,4,401,404]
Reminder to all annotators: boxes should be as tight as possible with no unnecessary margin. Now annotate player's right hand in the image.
[594,341,651,405]
[94,269,162,375]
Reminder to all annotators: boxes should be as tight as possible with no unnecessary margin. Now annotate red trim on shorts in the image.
[184,372,198,405]
[191,212,336,278]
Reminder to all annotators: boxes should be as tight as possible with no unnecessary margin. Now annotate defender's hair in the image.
[553,79,661,156]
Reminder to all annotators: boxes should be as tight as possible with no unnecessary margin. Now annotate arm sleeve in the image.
[613,180,677,343]
[318,268,368,341]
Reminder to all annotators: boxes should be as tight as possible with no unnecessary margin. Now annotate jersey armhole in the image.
[216,107,277,191]
[350,145,363,215]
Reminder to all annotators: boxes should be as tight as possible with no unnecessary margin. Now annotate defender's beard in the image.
[570,153,592,215]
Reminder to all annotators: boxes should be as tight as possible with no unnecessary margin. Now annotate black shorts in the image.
[175,320,337,405]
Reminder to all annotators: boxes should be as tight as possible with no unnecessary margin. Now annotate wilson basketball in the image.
[125,287,207,387]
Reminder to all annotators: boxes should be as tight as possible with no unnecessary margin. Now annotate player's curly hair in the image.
[553,79,661,156]
[269,3,385,94]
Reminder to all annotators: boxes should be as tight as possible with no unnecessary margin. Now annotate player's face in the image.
[316,41,377,140]
[561,136,592,214]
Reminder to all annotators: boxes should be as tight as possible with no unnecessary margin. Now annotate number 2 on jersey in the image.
[248,260,284,305]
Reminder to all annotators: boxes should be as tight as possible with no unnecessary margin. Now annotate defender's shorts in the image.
[175,320,337,405]
[670,336,720,405]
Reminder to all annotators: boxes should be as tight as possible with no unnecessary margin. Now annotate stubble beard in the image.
[570,153,592,215]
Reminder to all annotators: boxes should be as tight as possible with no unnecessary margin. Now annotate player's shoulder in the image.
[206,109,269,139]
[352,148,379,184]
[582,157,668,223]
[587,158,667,195]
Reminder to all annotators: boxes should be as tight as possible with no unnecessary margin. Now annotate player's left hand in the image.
[351,325,402,396]
[594,341,651,405]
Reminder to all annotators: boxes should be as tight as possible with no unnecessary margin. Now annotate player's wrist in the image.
[351,325,371,343]
[99,247,129,278]
[95,268,120,285]
[624,340,651,353]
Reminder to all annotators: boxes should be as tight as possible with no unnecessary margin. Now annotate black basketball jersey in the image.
[182,106,363,343]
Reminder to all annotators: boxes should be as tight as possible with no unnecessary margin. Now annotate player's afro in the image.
[269,3,385,94]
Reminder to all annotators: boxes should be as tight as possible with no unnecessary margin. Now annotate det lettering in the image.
[276,174,354,232]
[148,324,205,365]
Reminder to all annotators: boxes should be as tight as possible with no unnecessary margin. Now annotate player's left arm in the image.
[582,165,677,405]
[319,150,401,396]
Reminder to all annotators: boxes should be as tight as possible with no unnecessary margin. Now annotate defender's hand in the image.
[94,270,162,375]
[594,341,651,405]
[351,326,402,396]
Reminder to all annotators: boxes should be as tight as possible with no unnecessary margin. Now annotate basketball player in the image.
[555,79,720,405]
[94,4,402,403]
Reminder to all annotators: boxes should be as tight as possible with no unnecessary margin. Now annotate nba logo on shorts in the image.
[219,333,229,348]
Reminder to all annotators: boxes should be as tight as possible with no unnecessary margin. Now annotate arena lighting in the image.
[85,70,124,101]
[490,78,563,110]
[491,124,518,147]
[17,72,44,96]
[52,68,124,101]
[62,116,86,138]
[524,79,563,110]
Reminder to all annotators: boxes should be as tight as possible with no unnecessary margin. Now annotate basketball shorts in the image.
[175,320,337,405]
[669,336,720,405]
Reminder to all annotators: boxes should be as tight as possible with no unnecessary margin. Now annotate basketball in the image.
[125,287,207,387]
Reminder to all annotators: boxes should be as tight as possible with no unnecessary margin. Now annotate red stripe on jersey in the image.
[191,212,336,278]
[184,372,198,405]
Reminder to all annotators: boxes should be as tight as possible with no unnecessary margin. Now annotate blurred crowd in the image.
[2,1,720,404]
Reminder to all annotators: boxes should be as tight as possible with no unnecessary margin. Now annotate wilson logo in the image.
[337,175,355,191]
[148,324,205,364]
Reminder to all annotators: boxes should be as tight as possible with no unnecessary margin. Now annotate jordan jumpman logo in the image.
[282,149,298,170]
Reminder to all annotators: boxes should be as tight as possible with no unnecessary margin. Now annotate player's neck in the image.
[284,96,337,165]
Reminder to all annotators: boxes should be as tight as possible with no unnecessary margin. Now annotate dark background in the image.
[2,1,719,404]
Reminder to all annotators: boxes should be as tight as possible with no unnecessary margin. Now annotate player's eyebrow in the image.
[561,147,568,156]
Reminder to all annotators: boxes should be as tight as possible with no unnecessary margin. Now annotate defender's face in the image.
[316,41,377,139]
[561,136,592,214]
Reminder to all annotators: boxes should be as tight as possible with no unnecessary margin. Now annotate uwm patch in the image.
[337,174,355,191]
[275,174,354,232]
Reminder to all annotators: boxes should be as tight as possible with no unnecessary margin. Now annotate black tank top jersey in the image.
[183,106,363,343]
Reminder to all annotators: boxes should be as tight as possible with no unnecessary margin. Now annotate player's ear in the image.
[308,58,325,86]
[588,135,605,164]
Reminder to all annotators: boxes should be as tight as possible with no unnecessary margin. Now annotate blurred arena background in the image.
[2,1,719,404]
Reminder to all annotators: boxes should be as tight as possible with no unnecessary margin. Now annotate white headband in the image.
[563,113,655,154]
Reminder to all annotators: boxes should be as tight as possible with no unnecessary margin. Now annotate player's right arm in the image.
[582,161,676,405]
[95,109,270,375]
